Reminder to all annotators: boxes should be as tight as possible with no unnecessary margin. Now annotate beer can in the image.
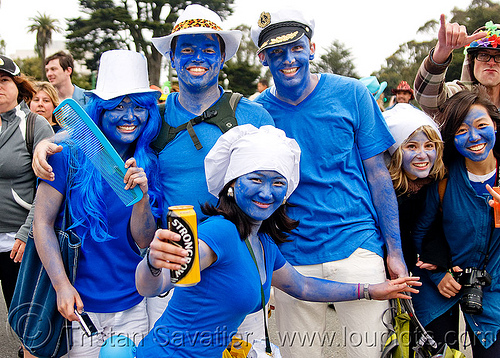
[167,205,200,286]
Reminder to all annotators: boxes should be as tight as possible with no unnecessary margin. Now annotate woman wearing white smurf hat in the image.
[87,49,160,100]
[383,104,446,269]
[29,49,162,357]
[136,124,421,358]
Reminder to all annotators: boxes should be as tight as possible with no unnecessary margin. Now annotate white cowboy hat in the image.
[151,4,242,62]
[86,50,160,101]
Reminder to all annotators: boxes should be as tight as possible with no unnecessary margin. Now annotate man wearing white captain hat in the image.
[252,8,406,358]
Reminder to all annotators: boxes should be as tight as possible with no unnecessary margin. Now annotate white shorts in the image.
[274,248,390,358]
[68,298,148,358]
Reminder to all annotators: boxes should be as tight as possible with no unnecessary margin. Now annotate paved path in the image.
[0,287,22,358]
[1,288,472,358]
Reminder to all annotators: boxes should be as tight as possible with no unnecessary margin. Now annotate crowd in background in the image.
[0,5,499,358]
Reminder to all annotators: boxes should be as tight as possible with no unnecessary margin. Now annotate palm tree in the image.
[27,13,62,80]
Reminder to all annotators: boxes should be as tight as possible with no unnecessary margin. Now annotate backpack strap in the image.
[25,111,37,158]
[150,91,242,153]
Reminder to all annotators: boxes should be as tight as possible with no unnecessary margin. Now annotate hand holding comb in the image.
[53,98,144,206]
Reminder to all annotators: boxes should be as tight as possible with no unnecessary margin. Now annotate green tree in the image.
[67,0,235,86]
[311,40,358,77]
[375,39,434,96]
[14,56,42,79]
[27,12,62,80]
[221,24,262,96]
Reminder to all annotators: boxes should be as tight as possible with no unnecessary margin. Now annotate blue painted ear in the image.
[309,54,315,60]
[169,51,175,68]
[258,52,268,67]
[220,53,226,69]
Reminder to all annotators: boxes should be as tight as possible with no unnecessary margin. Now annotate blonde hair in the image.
[388,125,446,195]
[31,81,60,122]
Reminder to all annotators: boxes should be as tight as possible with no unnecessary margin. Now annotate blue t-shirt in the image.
[158,89,274,224]
[42,147,143,312]
[137,216,286,358]
[257,74,395,265]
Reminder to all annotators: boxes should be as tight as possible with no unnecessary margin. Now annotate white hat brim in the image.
[85,88,160,101]
[152,28,242,62]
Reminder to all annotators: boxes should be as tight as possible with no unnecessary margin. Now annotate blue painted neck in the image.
[178,84,222,116]
[275,73,319,105]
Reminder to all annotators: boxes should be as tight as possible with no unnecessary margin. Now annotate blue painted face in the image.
[171,34,224,92]
[401,130,437,180]
[454,105,496,162]
[234,170,288,223]
[101,96,148,154]
[262,36,313,93]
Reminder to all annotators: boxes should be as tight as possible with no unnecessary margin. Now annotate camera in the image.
[454,267,492,315]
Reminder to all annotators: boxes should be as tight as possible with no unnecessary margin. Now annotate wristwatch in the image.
[364,283,372,300]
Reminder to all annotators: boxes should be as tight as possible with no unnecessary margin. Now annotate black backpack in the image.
[151,91,242,152]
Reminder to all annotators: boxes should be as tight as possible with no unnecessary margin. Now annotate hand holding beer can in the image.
[167,205,201,286]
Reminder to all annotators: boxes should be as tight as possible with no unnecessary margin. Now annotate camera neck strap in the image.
[244,237,273,355]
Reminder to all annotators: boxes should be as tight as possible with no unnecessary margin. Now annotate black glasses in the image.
[475,53,500,63]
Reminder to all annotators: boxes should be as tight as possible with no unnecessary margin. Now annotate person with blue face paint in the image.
[147,4,273,223]
[413,89,500,357]
[384,104,447,270]
[30,50,162,358]
[135,124,421,358]
[250,8,408,358]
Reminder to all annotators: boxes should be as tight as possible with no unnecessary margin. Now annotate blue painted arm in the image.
[271,262,420,301]
[363,153,407,278]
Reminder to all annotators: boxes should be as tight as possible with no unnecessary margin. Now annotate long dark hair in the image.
[437,89,500,166]
[201,181,299,244]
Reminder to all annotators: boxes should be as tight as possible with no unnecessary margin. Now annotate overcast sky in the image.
[0,0,478,77]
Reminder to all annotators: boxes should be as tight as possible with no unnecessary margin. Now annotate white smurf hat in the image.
[383,104,441,155]
[152,4,242,62]
[251,8,315,54]
[205,124,301,199]
[87,50,160,100]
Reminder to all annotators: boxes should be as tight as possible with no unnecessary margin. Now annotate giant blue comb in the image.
[53,98,143,207]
